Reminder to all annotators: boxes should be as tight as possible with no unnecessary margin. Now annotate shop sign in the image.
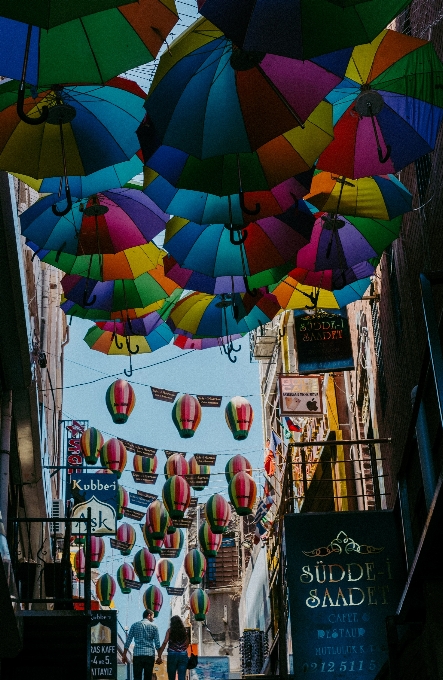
[71,473,117,535]
[294,310,354,374]
[90,610,117,679]
[279,374,323,416]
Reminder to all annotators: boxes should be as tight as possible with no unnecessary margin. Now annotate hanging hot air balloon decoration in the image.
[225,397,254,440]
[164,528,185,555]
[133,454,158,474]
[229,472,257,516]
[225,454,253,483]
[74,548,85,580]
[163,475,191,519]
[190,589,209,621]
[116,523,136,556]
[90,536,105,568]
[143,584,163,617]
[155,558,174,587]
[100,438,127,478]
[81,427,104,465]
[95,469,114,474]
[142,525,164,554]
[133,548,156,584]
[184,549,206,585]
[117,485,129,520]
[198,522,222,557]
[96,574,116,607]
[106,379,136,424]
[117,563,136,594]
[205,494,231,534]
[164,453,189,478]
[188,456,210,490]
[145,500,169,540]
[172,394,202,438]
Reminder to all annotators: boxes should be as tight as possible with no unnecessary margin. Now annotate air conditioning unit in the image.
[51,499,65,538]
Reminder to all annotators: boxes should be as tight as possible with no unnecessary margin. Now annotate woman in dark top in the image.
[157,616,189,680]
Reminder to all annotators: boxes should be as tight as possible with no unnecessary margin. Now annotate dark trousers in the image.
[133,654,155,680]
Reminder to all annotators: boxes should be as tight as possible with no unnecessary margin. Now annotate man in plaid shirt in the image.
[122,609,161,680]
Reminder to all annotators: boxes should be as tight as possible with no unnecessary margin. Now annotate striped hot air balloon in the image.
[188,456,210,490]
[164,453,189,478]
[205,494,231,534]
[225,397,254,440]
[198,522,222,557]
[164,528,185,554]
[172,394,202,438]
[117,563,136,594]
[155,558,174,587]
[74,548,85,580]
[106,379,136,424]
[133,454,158,473]
[117,523,136,556]
[143,584,163,617]
[91,536,105,568]
[100,438,127,478]
[163,475,191,519]
[142,525,164,554]
[190,589,209,621]
[117,485,129,520]
[96,574,116,607]
[81,427,104,465]
[133,548,156,584]
[95,469,114,474]
[225,454,253,483]
[228,472,257,516]
[145,500,169,540]
[184,549,206,585]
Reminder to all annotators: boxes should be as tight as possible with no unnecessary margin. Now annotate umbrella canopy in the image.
[142,18,347,161]
[84,323,173,354]
[0,0,137,29]
[317,30,443,178]
[270,276,371,309]
[290,262,377,291]
[143,168,313,225]
[61,289,181,322]
[304,172,412,220]
[0,0,178,85]
[173,334,244,350]
[140,100,333,195]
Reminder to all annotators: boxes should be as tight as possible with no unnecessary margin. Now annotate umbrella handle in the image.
[225,224,248,246]
[239,190,260,216]
[124,355,133,377]
[112,332,123,350]
[378,145,391,164]
[126,336,139,355]
[226,344,238,363]
[243,276,258,297]
[17,85,49,125]
[52,186,73,217]
[82,283,97,307]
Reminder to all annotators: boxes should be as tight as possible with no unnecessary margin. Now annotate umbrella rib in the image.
[79,18,106,85]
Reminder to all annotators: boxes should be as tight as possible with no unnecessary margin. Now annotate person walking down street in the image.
[156,615,189,680]
[122,609,161,680]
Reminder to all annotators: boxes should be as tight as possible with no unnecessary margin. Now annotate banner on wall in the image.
[278,374,323,416]
[294,309,355,374]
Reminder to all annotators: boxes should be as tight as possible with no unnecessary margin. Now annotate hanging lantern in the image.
[228,471,257,516]
[172,394,202,438]
[106,379,136,424]
[184,549,206,585]
[167,517,177,535]
[198,521,222,557]
[117,485,129,520]
[117,563,136,594]
[142,525,164,554]
[145,500,169,540]
[190,589,209,621]
[164,453,189,479]
[100,438,127,478]
[81,427,104,465]
[163,475,191,519]
[155,558,174,587]
[116,523,136,556]
[164,528,185,555]
[188,456,210,490]
[90,536,105,568]
[96,574,116,607]
[225,454,253,483]
[205,494,231,534]
[225,396,254,441]
[133,548,156,584]
[74,548,85,580]
[143,584,163,617]
[133,453,158,474]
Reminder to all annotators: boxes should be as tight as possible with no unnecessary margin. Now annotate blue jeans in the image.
[167,651,188,680]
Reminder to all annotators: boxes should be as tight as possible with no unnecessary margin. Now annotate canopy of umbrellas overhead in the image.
[1,0,438,367]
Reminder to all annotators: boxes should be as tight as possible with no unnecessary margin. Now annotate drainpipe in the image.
[411,386,436,511]
[0,390,13,528]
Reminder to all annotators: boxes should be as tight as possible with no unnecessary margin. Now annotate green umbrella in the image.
[0,0,137,29]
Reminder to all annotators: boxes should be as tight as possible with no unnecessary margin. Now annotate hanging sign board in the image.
[194,454,216,466]
[197,395,222,407]
[184,474,210,487]
[189,498,198,508]
[294,309,355,374]
[137,490,158,502]
[71,473,117,535]
[122,507,145,521]
[167,587,185,596]
[151,387,178,402]
[129,492,153,508]
[132,472,158,484]
[161,549,180,558]
[110,538,130,552]
[90,610,117,680]
[284,511,405,680]
[279,374,323,416]
[124,579,142,590]
[172,517,193,528]
[119,440,157,458]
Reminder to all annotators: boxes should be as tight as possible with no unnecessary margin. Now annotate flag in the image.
[269,431,281,454]
[255,499,267,523]
[285,417,302,432]
[254,521,268,544]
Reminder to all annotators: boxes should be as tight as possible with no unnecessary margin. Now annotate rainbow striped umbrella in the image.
[84,324,173,356]
[174,334,244,351]
[270,276,372,310]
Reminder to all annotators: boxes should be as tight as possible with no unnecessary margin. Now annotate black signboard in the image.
[90,610,117,679]
[125,579,142,590]
[119,439,157,458]
[172,517,193,528]
[184,474,210,487]
[167,587,185,596]
[197,395,222,407]
[294,309,355,374]
[165,450,186,458]
[129,492,153,508]
[194,454,217,466]
[151,386,178,402]
[161,549,180,558]
[189,498,198,508]
[132,472,158,484]
[123,507,145,521]
[284,511,406,680]
[71,473,117,536]
[110,539,130,552]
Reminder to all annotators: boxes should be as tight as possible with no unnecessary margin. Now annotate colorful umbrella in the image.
[60,289,182,322]
[0,0,138,29]
[173,334,244,351]
[317,30,443,178]
[197,0,410,59]
[290,262,377,291]
[304,172,412,220]
[270,276,371,310]
[84,323,173,355]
